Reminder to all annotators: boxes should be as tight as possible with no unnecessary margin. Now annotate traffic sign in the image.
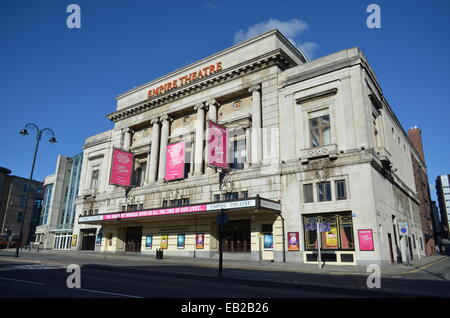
[399,222,408,236]
[319,222,331,232]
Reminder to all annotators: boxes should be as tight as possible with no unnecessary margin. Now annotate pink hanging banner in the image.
[208,121,228,169]
[110,148,133,187]
[165,142,185,180]
[358,229,374,251]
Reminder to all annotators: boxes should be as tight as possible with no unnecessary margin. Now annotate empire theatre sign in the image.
[147,62,223,99]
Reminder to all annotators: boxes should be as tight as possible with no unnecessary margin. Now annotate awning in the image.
[78,196,281,225]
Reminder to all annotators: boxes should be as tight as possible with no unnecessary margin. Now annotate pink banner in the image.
[358,229,374,251]
[208,121,227,169]
[165,142,185,180]
[110,149,133,186]
[102,204,207,221]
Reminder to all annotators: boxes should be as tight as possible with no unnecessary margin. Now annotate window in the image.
[162,200,168,208]
[182,198,190,205]
[317,182,332,202]
[229,132,246,170]
[132,157,147,187]
[224,192,239,201]
[310,115,330,147]
[36,187,43,194]
[335,180,347,200]
[242,191,249,199]
[138,203,144,210]
[19,197,27,207]
[214,194,221,202]
[303,184,314,203]
[91,169,99,189]
[303,213,355,251]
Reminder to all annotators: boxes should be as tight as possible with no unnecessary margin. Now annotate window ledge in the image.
[300,144,338,163]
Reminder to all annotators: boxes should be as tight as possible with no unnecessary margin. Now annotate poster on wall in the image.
[207,121,228,169]
[165,142,186,180]
[196,233,204,249]
[177,234,185,249]
[287,232,300,251]
[110,148,134,186]
[145,235,153,249]
[358,229,374,251]
[95,232,102,246]
[71,235,78,247]
[325,226,339,249]
[264,233,273,250]
[160,235,168,249]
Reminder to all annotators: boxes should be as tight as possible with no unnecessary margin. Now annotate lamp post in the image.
[16,123,57,257]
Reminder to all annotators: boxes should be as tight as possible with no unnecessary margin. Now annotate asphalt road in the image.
[0,251,449,298]
[0,260,409,298]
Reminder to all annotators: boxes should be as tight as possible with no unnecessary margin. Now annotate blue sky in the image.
[0,0,449,200]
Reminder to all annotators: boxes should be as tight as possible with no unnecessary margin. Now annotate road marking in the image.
[0,277,45,285]
[402,257,449,274]
[78,288,143,298]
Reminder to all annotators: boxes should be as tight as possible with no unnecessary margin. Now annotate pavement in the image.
[1,248,449,297]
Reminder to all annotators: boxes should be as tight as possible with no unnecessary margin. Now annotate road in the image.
[0,251,449,298]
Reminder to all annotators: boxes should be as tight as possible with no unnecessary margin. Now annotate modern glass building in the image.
[34,153,83,250]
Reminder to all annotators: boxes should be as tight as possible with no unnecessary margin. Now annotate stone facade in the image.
[72,30,428,265]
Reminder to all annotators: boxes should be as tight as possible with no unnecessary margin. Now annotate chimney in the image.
[408,126,425,162]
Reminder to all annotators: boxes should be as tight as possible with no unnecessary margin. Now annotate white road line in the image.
[0,277,45,285]
[78,288,143,298]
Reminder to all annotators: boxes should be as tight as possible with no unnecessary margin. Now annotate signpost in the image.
[305,218,329,269]
[216,209,228,277]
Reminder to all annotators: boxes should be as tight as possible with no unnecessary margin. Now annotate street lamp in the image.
[16,123,57,257]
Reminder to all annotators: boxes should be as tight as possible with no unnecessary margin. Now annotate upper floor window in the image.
[310,115,330,147]
[91,169,99,189]
[303,184,314,203]
[224,192,239,201]
[335,180,347,200]
[228,128,246,170]
[317,182,332,202]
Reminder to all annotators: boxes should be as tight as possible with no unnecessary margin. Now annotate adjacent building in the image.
[407,127,436,255]
[72,30,428,265]
[34,154,83,249]
[435,175,450,239]
[0,167,43,245]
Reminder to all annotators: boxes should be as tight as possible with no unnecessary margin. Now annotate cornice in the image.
[107,49,295,123]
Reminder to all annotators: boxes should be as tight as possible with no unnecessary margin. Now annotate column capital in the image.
[150,117,160,125]
[248,84,261,93]
[206,99,220,107]
[159,115,173,122]
[194,102,207,111]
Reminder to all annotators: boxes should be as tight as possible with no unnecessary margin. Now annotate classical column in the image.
[245,127,251,168]
[249,84,262,164]
[206,99,220,174]
[148,117,160,183]
[158,115,172,181]
[194,103,206,176]
[123,128,132,151]
[207,99,219,122]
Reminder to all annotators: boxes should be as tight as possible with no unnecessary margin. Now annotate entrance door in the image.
[81,230,96,250]
[408,237,414,261]
[387,233,394,264]
[223,220,251,253]
[125,227,142,252]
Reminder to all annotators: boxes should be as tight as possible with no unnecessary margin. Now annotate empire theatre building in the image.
[74,30,427,266]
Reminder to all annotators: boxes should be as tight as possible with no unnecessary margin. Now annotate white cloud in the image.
[233,19,319,59]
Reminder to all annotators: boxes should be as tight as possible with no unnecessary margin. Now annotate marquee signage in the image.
[147,62,223,99]
[110,148,134,187]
